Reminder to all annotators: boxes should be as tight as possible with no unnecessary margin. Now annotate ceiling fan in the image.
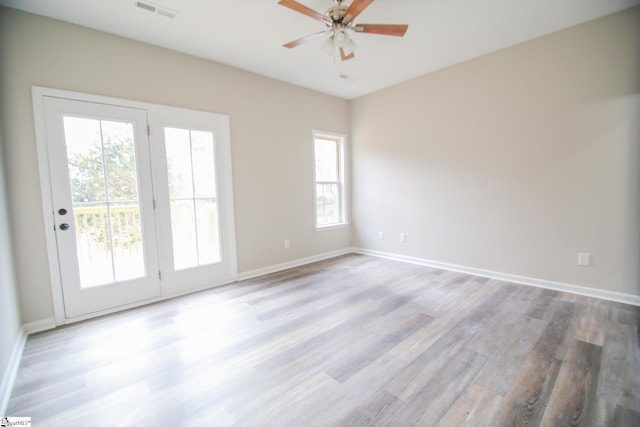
[278,0,408,61]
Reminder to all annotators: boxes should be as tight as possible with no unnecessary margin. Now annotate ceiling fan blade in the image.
[343,0,374,24]
[278,0,331,25]
[339,47,355,61]
[353,24,408,37]
[283,30,331,48]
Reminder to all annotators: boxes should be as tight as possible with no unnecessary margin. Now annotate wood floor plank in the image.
[466,297,544,357]
[238,371,341,426]
[489,353,562,426]
[6,254,639,426]
[436,384,503,427]
[539,340,602,426]
[338,390,402,427]
[471,314,547,396]
[411,349,488,426]
[325,311,434,383]
[597,308,640,413]
[614,405,640,426]
[573,299,610,346]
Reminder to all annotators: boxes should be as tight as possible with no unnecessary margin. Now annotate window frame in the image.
[312,130,348,230]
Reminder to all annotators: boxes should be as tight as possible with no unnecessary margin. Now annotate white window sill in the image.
[315,222,350,231]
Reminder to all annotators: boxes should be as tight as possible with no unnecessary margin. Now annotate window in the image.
[313,131,346,228]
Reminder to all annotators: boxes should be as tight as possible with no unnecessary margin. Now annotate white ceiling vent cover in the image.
[134,1,177,19]
[135,1,155,12]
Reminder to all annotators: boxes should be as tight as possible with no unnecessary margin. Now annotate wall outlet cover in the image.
[578,252,590,266]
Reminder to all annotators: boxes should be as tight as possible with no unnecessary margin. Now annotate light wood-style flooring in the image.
[7,254,640,426]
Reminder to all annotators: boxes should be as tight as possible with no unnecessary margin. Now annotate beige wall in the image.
[351,7,640,296]
[0,120,23,407]
[0,7,350,324]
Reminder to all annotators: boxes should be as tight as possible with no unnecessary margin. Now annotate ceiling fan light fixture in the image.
[346,38,357,53]
[322,30,357,58]
[322,37,336,55]
[334,30,347,45]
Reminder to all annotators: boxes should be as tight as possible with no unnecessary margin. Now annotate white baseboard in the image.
[238,248,353,281]
[0,328,27,415]
[23,318,57,335]
[353,248,640,306]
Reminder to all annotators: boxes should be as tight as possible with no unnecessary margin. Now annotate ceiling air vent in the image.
[135,1,177,19]
[135,1,156,12]
[156,8,176,19]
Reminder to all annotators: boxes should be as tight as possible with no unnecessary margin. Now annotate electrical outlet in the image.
[400,232,407,243]
[378,230,385,240]
[284,239,290,249]
[578,252,590,266]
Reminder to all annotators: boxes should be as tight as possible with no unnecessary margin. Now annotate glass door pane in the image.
[63,116,145,287]
[164,127,221,270]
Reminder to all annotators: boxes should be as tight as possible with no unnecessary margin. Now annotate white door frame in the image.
[32,86,238,325]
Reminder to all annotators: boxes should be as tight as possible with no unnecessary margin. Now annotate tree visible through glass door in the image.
[63,116,145,287]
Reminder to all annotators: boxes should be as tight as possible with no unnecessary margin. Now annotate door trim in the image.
[32,86,238,325]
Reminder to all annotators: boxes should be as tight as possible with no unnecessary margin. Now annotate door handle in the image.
[59,223,70,231]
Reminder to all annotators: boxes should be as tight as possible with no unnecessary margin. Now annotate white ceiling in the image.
[1,0,638,99]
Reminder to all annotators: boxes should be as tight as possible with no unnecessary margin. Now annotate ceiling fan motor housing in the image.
[326,4,348,23]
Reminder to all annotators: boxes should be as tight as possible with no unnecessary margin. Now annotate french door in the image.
[44,97,160,318]
[36,89,237,320]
